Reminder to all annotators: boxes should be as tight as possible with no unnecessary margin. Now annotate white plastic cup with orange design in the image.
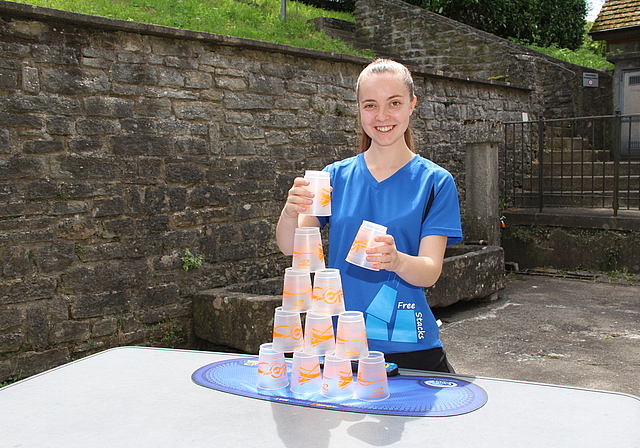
[334,310,369,360]
[311,268,346,315]
[256,342,289,390]
[355,351,390,401]
[301,170,331,216]
[303,311,336,355]
[321,354,355,399]
[289,351,323,395]
[345,220,387,271]
[292,227,325,272]
[282,268,312,312]
[272,306,304,353]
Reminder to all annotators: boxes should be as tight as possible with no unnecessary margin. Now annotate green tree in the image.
[410,0,587,50]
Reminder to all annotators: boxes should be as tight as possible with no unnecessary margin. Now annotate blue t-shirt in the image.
[317,153,463,354]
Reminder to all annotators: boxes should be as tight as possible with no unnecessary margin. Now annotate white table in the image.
[1,346,639,447]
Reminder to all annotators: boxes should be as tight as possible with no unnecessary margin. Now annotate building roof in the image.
[591,0,640,32]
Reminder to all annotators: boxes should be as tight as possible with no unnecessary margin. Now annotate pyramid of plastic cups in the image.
[281,267,312,312]
[292,227,325,272]
[311,268,346,315]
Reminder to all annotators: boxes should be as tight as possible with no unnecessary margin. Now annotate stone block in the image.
[165,163,204,184]
[2,245,33,277]
[94,196,125,217]
[0,157,44,179]
[0,308,23,331]
[427,245,506,308]
[187,185,230,207]
[0,69,17,90]
[193,277,282,354]
[68,139,103,152]
[52,320,90,344]
[0,332,24,354]
[71,290,132,319]
[33,241,75,273]
[111,134,174,156]
[14,347,70,379]
[111,63,158,85]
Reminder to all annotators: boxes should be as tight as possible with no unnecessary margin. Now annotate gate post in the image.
[463,120,502,246]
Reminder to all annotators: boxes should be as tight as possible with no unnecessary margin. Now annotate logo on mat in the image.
[423,379,458,388]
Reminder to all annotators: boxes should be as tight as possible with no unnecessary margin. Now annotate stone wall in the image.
[355,0,613,120]
[0,0,539,381]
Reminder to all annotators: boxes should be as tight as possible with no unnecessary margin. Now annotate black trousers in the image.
[385,347,455,373]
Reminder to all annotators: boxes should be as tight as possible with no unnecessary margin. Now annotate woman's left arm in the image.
[367,234,448,287]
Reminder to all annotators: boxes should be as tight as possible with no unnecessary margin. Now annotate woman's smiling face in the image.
[357,72,417,151]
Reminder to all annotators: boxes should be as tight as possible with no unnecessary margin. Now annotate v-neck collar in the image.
[358,152,418,188]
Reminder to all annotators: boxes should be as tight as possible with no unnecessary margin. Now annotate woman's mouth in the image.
[375,125,394,132]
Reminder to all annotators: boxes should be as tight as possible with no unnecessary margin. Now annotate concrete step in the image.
[513,192,640,209]
[522,176,640,191]
[537,149,610,163]
[546,137,590,151]
[531,161,640,177]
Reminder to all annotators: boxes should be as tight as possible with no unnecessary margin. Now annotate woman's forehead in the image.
[358,73,411,100]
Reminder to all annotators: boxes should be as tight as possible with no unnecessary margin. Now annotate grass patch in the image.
[12,0,373,57]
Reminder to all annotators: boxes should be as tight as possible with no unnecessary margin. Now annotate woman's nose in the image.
[376,106,389,121]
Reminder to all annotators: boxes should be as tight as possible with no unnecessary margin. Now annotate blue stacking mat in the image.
[192,357,488,417]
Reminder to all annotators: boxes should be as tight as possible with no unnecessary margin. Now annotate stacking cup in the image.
[301,170,331,216]
[256,343,289,390]
[321,354,355,399]
[311,269,346,315]
[289,352,323,395]
[272,306,304,353]
[355,351,390,401]
[292,227,325,272]
[334,311,369,360]
[282,268,312,312]
[303,311,336,355]
[345,220,388,271]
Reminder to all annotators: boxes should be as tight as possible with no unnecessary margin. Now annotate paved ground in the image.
[434,272,640,397]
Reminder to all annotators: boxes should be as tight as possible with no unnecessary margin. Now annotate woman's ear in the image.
[410,96,418,115]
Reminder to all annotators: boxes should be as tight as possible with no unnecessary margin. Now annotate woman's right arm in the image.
[276,177,320,255]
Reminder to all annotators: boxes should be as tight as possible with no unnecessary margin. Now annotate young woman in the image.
[276,59,463,372]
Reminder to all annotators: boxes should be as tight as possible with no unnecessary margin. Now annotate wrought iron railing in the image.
[502,114,640,216]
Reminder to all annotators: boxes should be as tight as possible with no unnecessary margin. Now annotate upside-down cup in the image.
[289,351,323,395]
[356,351,390,401]
[311,268,346,315]
[300,170,331,217]
[282,268,312,312]
[345,220,387,271]
[292,227,325,272]
[303,311,336,355]
[334,311,369,360]
[321,354,355,400]
[256,343,289,390]
[272,306,304,353]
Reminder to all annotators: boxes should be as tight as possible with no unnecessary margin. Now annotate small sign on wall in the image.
[583,72,599,87]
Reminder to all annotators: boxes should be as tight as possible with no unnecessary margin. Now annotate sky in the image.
[587,0,605,21]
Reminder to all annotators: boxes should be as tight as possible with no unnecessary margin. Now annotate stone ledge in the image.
[194,245,506,353]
